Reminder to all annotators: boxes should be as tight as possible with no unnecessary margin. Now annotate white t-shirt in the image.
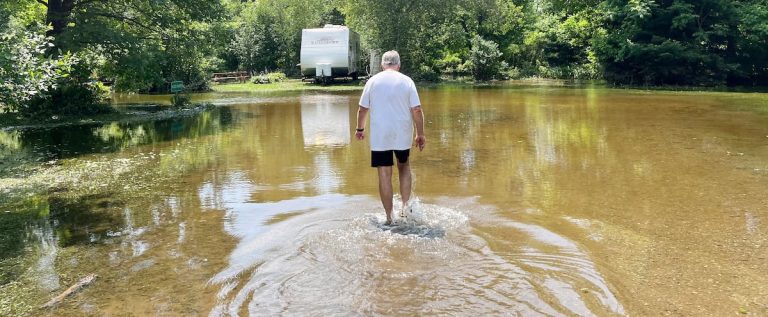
[359,70,421,151]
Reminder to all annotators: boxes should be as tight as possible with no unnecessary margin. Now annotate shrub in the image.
[0,27,75,114]
[25,81,112,117]
[252,72,286,84]
[1,26,113,118]
[22,55,113,118]
[170,93,192,108]
[411,65,440,82]
[469,35,507,81]
[267,72,286,83]
[436,52,466,79]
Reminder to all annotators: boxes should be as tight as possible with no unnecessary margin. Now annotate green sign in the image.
[170,81,184,93]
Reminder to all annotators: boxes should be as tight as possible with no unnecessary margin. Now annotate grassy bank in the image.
[5,79,765,130]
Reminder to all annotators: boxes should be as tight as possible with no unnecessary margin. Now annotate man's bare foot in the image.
[384,219,393,226]
[399,202,412,219]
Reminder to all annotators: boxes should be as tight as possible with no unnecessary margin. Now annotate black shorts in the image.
[371,149,410,167]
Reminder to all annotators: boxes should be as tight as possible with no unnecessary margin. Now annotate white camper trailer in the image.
[300,25,361,83]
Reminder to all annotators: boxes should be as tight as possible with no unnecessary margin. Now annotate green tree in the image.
[595,0,740,85]
[23,0,226,93]
[731,1,768,85]
[0,24,79,115]
[469,35,507,80]
[340,0,463,79]
[231,4,286,73]
[227,0,338,75]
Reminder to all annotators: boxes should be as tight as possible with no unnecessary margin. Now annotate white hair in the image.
[381,50,401,66]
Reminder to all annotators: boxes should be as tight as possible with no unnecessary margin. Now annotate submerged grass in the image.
[0,103,215,131]
[0,107,225,316]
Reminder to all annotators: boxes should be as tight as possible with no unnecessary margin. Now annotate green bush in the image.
[1,26,113,118]
[252,72,286,84]
[411,65,440,82]
[436,52,466,79]
[267,72,286,82]
[25,81,112,118]
[469,35,507,81]
[0,27,76,114]
[171,93,192,108]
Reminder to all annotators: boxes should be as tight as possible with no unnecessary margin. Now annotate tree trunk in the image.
[45,0,75,52]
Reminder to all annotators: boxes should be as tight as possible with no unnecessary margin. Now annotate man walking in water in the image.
[355,50,426,225]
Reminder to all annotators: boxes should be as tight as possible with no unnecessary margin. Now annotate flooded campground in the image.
[1,84,767,316]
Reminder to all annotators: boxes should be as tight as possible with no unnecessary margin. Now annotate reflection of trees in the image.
[0,195,49,285]
[1,106,239,264]
[0,108,239,315]
[411,87,611,210]
[0,130,27,174]
[4,107,235,164]
[183,89,612,208]
[0,193,124,280]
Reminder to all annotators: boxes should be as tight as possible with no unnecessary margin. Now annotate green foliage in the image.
[436,52,469,79]
[233,5,286,73]
[412,65,441,82]
[0,26,74,113]
[228,0,337,75]
[732,1,768,85]
[104,49,165,93]
[341,0,462,76]
[0,22,110,117]
[595,0,750,86]
[171,93,192,108]
[252,72,288,84]
[3,0,767,103]
[18,0,228,93]
[29,44,112,117]
[24,81,112,118]
[469,35,507,81]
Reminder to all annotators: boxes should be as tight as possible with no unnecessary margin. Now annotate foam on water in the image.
[372,197,469,238]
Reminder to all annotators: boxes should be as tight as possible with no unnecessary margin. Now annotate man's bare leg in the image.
[377,166,394,224]
[397,161,412,215]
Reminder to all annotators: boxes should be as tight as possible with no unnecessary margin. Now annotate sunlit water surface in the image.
[2,85,768,316]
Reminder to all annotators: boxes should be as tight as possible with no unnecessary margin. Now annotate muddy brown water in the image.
[2,85,768,316]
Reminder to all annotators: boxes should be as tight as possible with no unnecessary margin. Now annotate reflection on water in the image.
[0,107,235,166]
[1,86,768,316]
[300,95,351,147]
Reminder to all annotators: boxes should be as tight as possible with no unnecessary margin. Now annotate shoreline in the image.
[0,103,216,131]
[3,79,767,130]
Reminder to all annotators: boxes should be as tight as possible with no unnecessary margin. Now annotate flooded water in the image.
[1,85,768,316]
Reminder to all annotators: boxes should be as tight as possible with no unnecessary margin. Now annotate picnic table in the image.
[212,71,250,84]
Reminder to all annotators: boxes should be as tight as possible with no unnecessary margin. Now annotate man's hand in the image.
[355,130,365,140]
[415,135,426,151]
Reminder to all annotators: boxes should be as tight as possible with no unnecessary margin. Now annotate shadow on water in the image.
[373,220,447,238]
[0,106,236,171]
[0,192,124,284]
[0,194,125,252]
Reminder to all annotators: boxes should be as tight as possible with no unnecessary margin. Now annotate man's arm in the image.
[355,106,369,140]
[411,106,425,151]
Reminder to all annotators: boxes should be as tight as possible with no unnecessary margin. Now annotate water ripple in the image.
[207,196,624,316]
